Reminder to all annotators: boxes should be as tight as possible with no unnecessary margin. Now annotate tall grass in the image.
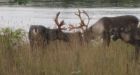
[0,27,140,75]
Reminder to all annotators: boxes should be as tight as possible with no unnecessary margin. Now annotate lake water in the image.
[0,7,140,32]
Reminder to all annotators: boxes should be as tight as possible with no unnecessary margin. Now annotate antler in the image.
[82,10,90,29]
[75,9,85,29]
[68,24,79,31]
[54,12,66,31]
[68,9,90,31]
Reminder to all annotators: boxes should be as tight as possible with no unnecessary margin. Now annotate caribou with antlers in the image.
[86,15,139,46]
[28,10,90,49]
[67,10,91,44]
[28,25,69,50]
[28,12,68,49]
[54,10,91,45]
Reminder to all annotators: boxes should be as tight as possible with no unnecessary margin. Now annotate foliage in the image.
[14,0,30,5]
[0,27,25,49]
[10,0,140,7]
[0,27,139,75]
[0,38,139,75]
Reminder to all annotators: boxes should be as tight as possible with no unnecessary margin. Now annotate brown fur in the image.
[86,15,139,46]
[119,28,140,61]
[28,25,85,50]
[28,25,69,50]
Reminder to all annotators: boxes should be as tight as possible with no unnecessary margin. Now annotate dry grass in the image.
[0,37,140,75]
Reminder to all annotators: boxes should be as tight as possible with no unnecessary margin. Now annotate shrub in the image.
[14,0,30,5]
[0,27,25,49]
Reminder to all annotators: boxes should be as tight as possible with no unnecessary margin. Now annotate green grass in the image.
[0,28,140,75]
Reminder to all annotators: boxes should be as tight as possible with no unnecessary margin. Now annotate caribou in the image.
[28,10,140,61]
[66,10,91,44]
[28,12,68,49]
[83,15,139,61]
[86,15,139,46]
[114,27,140,61]
[28,10,90,50]
[28,25,69,50]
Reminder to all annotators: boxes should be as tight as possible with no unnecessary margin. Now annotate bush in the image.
[15,0,30,5]
[0,27,25,49]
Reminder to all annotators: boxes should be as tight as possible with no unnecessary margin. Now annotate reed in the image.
[0,28,140,75]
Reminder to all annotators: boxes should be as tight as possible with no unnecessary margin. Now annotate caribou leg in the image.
[103,31,110,46]
[134,46,140,62]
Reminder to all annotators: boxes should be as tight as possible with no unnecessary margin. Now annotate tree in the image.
[14,0,30,5]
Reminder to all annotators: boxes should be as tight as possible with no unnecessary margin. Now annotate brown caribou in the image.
[85,15,139,46]
[67,10,90,44]
[28,12,68,50]
[114,27,140,62]
[28,10,90,50]
[53,10,91,45]
[28,25,69,50]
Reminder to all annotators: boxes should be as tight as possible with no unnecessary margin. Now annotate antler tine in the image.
[75,10,81,17]
[75,9,85,27]
[82,10,90,28]
[54,12,65,30]
[68,10,89,32]
[55,12,60,26]
[68,24,75,31]
[59,20,65,27]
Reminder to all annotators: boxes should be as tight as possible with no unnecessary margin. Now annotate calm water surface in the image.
[0,7,140,32]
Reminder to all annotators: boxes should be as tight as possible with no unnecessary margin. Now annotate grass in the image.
[0,28,140,75]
